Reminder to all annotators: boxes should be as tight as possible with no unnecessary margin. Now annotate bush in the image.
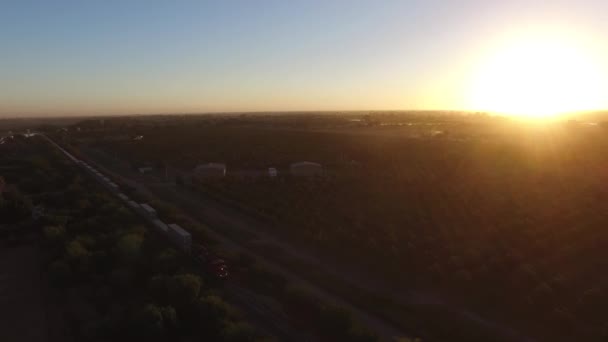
[222,321,257,342]
[66,240,89,260]
[157,248,179,273]
[116,233,143,262]
[168,273,203,305]
[182,295,237,337]
[160,306,178,331]
[135,304,165,337]
[43,225,66,244]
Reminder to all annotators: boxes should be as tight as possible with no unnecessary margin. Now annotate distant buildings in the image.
[290,161,323,177]
[194,163,226,178]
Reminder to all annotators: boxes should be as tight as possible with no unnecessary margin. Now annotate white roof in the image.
[127,200,139,208]
[291,161,322,167]
[118,193,128,200]
[195,163,226,170]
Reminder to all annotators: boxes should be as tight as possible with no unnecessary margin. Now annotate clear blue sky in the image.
[1,0,607,116]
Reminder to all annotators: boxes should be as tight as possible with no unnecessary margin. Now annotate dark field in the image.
[54,112,608,341]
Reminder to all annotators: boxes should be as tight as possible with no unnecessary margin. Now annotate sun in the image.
[468,37,606,119]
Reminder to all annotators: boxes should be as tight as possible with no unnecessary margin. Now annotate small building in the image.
[167,223,192,251]
[117,193,129,201]
[193,163,226,178]
[268,167,278,177]
[290,161,323,177]
[152,219,169,233]
[140,203,157,217]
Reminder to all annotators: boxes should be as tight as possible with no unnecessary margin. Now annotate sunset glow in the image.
[468,36,607,119]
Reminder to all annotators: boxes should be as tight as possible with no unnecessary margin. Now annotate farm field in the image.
[56,112,608,341]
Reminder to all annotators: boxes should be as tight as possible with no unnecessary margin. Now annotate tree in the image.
[135,304,164,337]
[183,295,236,337]
[66,240,89,260]
[168,273,203,305]
[43,225,66,244]
[160,306,178,331]
[222,321,257,342]
[116,233,143,262]
[157,248,179,273]
[0,186,32,223]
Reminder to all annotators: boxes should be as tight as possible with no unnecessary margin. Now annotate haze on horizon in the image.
[2,0,608,118]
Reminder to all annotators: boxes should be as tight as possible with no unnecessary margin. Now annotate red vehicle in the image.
[191,244,229,279]
[208,258,229,279]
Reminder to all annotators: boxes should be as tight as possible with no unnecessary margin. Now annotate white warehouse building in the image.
[290,161,323,177]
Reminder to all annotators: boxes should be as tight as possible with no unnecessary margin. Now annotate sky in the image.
[1,0,607,117]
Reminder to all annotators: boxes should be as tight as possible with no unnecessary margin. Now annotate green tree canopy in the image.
[168,273,203,305]
[116,233,143,262]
